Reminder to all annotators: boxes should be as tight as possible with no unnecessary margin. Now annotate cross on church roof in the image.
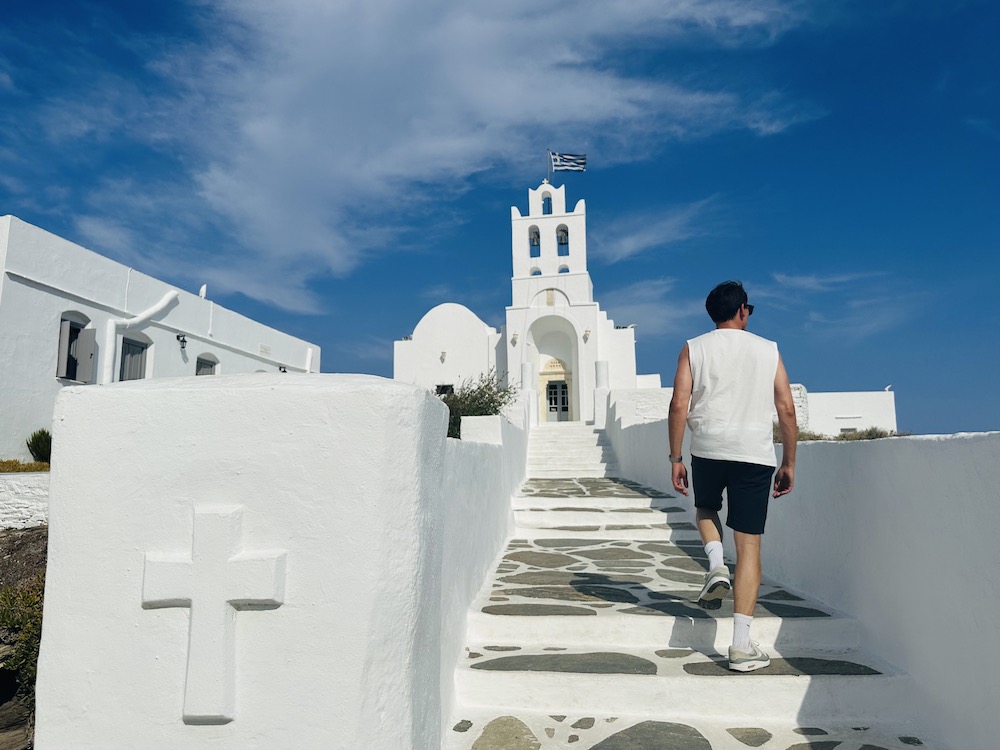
[142,506,287,725]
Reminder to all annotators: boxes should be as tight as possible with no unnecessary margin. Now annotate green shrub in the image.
[773,423,910,443]
[0,572,45,698]
[25,429,51,463]
[439,370,518,439]
[835,427,911,441]
[773,423,826,443]
[0,460,50,473]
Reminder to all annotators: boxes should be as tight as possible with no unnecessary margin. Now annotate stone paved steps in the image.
[528,467,622,479]
[529,446,616,457]
[445,711,930,750]
[512,495,681,510]
[526,426,620,480]
[448,476,929,749]
[466,605,859,652]
[472,536,858,652]
[513,508,687,528]
[514,526,703,541]
[455,650,911,723]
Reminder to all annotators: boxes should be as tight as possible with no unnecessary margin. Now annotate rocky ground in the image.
[0,526,47,750]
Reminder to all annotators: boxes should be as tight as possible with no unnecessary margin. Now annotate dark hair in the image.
[705,280,748,323]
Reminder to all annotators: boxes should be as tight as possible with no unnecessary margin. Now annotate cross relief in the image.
[142,506,287,725]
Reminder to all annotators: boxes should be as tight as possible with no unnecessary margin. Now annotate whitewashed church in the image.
[395,181,897,435]
[396,181,661,426]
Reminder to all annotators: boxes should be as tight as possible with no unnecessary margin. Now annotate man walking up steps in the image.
[667,280,798,672]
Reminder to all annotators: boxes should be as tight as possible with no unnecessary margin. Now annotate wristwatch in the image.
[669,455,683,464]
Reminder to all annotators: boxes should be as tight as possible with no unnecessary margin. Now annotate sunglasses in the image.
[745,303,754,315]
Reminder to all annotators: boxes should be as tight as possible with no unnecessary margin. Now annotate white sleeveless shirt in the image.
[686,329,779,467]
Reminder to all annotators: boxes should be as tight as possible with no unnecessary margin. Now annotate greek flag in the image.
[550,152,587,172]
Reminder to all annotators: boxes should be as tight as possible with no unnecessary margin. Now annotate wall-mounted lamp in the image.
[583,328,591,342]
[176,334,187,350]
[440,351,447,363]
[278,366,287,373]
[511,333,518,346]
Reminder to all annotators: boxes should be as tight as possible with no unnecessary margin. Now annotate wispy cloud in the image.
[758,271,916,343]
[0,0,816,311]
[601,278,705,337]
[592,198,718,263]
[965,117,1000,141]
[804,296,912,343]
[771,271,883,292]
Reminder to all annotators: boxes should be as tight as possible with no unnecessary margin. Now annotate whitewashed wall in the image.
[0,216,320,461]
[35,374,527,749]
[761,434,999,750]
[604,390,998,750]
[438,405,528,732]
[0,473,48,529]
[393,303,500,391]
[604,389,677,493]
[806,390,897,436]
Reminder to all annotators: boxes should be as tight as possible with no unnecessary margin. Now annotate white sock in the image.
[705,541,724,571]
[732,613,753,652]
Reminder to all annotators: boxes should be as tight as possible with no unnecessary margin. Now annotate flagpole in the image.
[546,149,551,183]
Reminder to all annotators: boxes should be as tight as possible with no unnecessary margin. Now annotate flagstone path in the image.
[445,424,930,749]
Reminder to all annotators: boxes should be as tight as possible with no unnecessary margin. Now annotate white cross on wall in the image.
[142,506,287,725]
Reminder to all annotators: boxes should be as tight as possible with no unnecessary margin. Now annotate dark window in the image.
[542,194,552,215]
[529,226,540,258]
[196,358,217,376]
[57,319,96,383]
[120,339,148,381]
[557,226,569,256]
[436,384,454,395]
[530,268,542,276]
[558,266,569,274]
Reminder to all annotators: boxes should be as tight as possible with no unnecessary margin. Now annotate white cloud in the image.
[771,271,883,292]
[759,271,916,343]
[74,216,141,262]
[804,297,910,343]
[4,0,816,311]
[160,1,813,295]
[601,278,705,337]
[592,198,717,263]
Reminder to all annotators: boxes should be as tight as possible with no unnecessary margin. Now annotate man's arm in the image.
[773,355,797,497]
[668,344,693,496]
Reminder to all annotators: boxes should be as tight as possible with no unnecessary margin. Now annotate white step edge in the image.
[512,526,700,540]
[454,669,914,724]
[465,611,860,652]
[513,510,692,527]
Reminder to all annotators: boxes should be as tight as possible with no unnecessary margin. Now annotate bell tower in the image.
[509,180,594,308]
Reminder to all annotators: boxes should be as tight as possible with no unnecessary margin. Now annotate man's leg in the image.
[732,530,761,616]
[691,458,731,609]
[696,508,723,545]
[695,508,729,608]
[728,529,770,671]
[726,462,772,672]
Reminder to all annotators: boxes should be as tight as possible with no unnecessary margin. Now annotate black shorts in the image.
[691,455,774,535]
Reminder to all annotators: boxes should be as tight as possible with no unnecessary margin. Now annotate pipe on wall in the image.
[100,291,180,384]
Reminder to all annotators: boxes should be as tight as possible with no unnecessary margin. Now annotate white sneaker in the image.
[697,565,731,610]
[728,641,771,672]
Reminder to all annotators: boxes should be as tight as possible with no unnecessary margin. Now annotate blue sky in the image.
[1,1,997,434]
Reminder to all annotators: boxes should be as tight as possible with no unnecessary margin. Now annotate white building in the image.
[395,181,660,425]
[0,215,321,461]
[395,181,896,435]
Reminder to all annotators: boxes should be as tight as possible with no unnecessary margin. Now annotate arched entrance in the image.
[526,314,580,423]
[540,358,572,422]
